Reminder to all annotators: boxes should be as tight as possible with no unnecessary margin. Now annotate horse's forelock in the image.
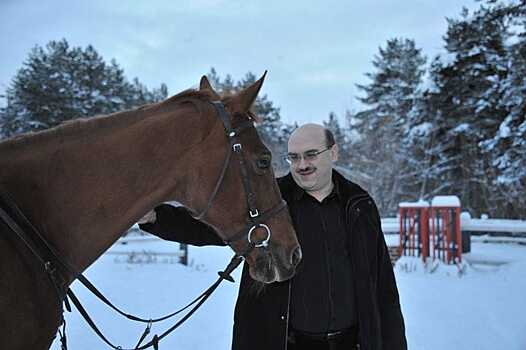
[166,90,262,124]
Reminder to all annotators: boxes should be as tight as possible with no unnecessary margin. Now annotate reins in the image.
[0,100,288,349]
[0,192,246,350]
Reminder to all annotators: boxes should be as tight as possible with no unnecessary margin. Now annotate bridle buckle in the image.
[233,143,242,152]
[249,209,259,218]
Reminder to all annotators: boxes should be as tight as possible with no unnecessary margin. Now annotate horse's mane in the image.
[0,89,214,152]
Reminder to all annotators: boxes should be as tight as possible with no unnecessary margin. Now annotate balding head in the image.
[288,124,326,149]
[287,123,338,201]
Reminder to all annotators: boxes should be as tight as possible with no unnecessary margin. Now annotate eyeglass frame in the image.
[285,144,334,165]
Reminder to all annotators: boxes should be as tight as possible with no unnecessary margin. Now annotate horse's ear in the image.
[199,75,221,100]
[234,71,267,112]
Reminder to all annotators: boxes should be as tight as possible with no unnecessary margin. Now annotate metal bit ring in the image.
[247,224,271,248]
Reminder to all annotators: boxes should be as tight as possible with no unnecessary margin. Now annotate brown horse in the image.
[0,74,301,350]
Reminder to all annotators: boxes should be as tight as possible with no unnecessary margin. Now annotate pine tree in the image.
[0,39,167,138]
[426,5,510,217]
[398,91,436,201]
[478,0,526,218]
[354,38,427,215]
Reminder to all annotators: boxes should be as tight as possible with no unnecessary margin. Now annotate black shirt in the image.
[289,180,357,333]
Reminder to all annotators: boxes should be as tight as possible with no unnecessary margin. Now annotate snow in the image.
[399,200,429,208]
[452,123,470,133]
[382,213,526,234]
[471,235,526,245]
[46,232,526,350]
[50,238,240,350]
[440,52,457,66]
[497,121,512,138]
[396,243,526,350]
[381,217,400,234]
[431,195,461,207]
[408,122,433,137]
[384,232,400,246]
[461,218,526,234]
[506,23,523,47]
[460,211,471,220]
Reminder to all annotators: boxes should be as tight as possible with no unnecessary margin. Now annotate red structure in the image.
[399,201,429,262]
[430,196,462,264]
[399,196,462,264]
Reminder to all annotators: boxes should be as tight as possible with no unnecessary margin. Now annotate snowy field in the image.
[51,236,526,350]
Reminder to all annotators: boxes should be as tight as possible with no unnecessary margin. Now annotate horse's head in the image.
[178,73,301,283]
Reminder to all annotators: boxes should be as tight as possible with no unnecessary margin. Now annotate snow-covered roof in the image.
[431,195,460,207]
[399,200,430,208]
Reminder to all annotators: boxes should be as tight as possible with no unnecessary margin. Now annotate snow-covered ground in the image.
[396,242,526,350]
[51,237,526,350]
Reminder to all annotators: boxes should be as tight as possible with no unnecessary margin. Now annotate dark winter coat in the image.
[139,170,407,350]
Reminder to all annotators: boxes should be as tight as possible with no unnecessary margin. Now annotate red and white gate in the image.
[399,196,462,264]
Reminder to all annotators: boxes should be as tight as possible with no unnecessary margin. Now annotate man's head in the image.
[287,123,338,195]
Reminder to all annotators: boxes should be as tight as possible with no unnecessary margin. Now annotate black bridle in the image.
[0,100,288,350]
[196,101,288,256]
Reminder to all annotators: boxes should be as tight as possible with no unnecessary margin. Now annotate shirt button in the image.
[281,315,285,320]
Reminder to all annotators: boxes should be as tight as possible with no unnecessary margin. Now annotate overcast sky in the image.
[1,0,481,125]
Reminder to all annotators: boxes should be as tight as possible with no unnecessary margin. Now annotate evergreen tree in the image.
[478,0,526,218]
[0,39,167,138]
[398,91,436,201]
[426,5,510,217]
[354,38,427,215]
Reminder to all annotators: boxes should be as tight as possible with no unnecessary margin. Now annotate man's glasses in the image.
[285,146,333,165]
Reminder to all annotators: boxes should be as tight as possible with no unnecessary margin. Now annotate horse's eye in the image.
[257,155,271,169]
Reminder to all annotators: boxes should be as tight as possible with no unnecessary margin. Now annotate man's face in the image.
[287,126,338,194]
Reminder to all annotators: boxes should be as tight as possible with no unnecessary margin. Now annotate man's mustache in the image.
[297,166,316,175]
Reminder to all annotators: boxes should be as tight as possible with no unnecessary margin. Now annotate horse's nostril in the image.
[291,246,302,267]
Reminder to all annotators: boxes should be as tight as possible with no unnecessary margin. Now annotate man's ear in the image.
[199,75,221,100]
[331,144,339,162]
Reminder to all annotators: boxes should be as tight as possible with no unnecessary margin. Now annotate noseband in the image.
[194,101,288,256]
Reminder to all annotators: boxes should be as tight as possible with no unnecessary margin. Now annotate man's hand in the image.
[138,210,156,224]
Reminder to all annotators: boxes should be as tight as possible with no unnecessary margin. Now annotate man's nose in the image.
[297,156,309,169]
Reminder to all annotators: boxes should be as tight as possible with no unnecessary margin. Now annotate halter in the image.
[195,101,288,256]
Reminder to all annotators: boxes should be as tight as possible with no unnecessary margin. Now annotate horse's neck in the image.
[2,102,209,276]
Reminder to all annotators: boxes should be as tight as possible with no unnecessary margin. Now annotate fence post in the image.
[179,243,188,266]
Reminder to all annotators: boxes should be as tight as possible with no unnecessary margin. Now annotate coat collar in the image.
[289,174,343,202]
[277,169,369,205]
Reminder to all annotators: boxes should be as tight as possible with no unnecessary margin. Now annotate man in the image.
[139,124,406,350]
